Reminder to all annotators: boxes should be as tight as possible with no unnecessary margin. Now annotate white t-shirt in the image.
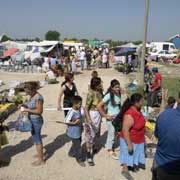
[80,51,86,60]
[47,70,56,80]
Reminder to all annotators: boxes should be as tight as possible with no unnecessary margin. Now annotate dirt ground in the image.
[0,67,154,180]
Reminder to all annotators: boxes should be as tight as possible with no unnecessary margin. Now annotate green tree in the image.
[45,30,60,41]
[1,35,12,42]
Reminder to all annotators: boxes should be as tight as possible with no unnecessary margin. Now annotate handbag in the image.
[16,113,32,132]
[0,123,9,147]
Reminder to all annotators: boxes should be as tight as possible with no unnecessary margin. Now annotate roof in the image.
[169,34,180,41]
[120,43,138,48]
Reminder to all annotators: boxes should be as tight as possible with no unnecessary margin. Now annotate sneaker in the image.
[138,163,146,170]
[121,171,134,180]
[87,158,95,166]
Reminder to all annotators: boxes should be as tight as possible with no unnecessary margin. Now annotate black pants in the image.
[152,160,180,180]
[68,137,83,162]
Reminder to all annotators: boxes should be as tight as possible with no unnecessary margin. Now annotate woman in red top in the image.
[119,93,145,180]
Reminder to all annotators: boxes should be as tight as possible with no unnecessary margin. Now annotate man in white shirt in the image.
[79,50,86,71]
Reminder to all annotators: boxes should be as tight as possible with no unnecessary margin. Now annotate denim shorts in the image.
[30,117,43,144]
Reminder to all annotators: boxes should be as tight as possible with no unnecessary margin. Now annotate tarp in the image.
[115,48,136,56]
[3,48,19,57]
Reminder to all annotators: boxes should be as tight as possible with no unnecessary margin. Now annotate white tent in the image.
[120,43,138,48]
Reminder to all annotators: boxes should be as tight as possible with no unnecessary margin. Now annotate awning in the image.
[3,48,19,57]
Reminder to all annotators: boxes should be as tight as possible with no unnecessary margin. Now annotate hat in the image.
[152,67,158,72]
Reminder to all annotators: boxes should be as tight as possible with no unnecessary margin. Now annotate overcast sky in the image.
[0,0,180,41]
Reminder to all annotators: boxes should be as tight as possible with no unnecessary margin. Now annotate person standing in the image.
[65,96,85,167]
[57,73,78,116]
[79,50,86,71]
[84,77,103,166]
[152,94,180,180]
[21,81,45,166]
[119,93,146,180]
[97,79,121,159]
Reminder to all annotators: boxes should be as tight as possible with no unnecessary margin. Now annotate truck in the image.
[149,42,177,53]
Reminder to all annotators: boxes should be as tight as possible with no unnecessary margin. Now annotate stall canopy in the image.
[115,47,136,56]
[3,48,19,57]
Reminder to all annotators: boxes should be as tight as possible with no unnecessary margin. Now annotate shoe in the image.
[77,160,86,167]
[87,158,95,166]
[121,171,134,180]
[109,151,118,160]
[32,160,45,166]
[138,163,146,170]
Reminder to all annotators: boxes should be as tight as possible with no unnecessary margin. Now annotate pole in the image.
[140,0,149,86]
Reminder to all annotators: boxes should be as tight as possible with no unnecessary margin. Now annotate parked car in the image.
[150,50,177,59]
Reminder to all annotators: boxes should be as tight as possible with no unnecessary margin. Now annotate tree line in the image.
[1,30,142,47]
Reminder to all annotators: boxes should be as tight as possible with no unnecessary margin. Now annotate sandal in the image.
[109,151,118,160]
[121,171,134,180]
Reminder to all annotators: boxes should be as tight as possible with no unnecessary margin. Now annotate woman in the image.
[84,77,103,166]
[21,81,44,166]
[119,93,145,180]
[57,73,78,116]
[97,79,121,159]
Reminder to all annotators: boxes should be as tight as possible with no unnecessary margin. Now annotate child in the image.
[65,96,85,167]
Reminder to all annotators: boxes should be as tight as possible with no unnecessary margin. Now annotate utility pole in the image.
[140,0,150,86]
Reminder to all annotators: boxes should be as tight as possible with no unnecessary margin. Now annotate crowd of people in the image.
[1,64,180,180]
[43,46,112,84]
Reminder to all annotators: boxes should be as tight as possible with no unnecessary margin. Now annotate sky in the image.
[0,0,180,41]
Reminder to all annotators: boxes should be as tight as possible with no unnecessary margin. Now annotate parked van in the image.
[150,42,177,53]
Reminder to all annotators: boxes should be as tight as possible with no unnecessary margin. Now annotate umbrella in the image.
[3,48,19,57]
[115,47,136,56]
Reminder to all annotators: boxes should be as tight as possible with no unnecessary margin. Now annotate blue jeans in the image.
[30,117,43,144]
[106,121,115,150]
[80,60,84,70]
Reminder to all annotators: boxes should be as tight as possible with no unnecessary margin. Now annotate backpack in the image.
[112,111,122,133]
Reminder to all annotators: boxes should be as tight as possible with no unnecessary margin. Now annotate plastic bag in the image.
[16,113,32,132]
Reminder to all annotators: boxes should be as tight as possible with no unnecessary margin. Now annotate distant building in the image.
[169,34,180,49]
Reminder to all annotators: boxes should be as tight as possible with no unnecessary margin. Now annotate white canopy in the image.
[120,43,138,48]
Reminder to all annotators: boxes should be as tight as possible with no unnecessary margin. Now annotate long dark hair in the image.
[90,77,102,91]
[61,73,74,86]
[106,79,120,106]
[119,93,143,121]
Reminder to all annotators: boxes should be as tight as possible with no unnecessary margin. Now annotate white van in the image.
[150,42,176,53]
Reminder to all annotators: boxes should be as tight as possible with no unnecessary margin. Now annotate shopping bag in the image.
[16,113,32,132]
[0,124,9,147]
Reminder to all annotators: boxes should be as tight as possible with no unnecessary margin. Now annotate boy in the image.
[65,96,85,167]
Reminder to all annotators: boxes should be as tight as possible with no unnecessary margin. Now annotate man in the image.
[79,49,86,71]
[152,94,180,180]
[147,67,162,106]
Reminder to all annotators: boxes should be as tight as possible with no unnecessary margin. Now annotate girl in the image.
[84,77,103,166]
[57,73,78,116]
[97,79,121,159]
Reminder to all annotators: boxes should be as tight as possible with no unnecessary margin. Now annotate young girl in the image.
[97,79,121,159]
[84,77,103,166]
[57,73,78,116]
